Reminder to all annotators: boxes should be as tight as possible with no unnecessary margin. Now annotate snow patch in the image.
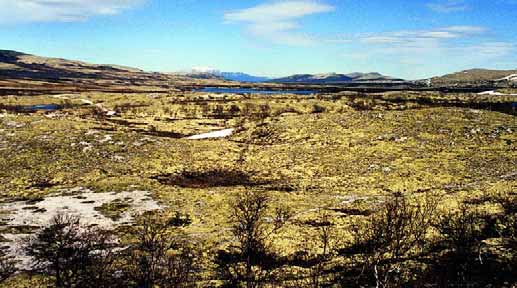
[186,128,234,140]
[0,189,162,268]
[498,74,517,81]
[80,99,94,105]
[478,90,517,96]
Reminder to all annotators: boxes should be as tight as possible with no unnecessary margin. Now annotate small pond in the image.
[18,104,63,111]
[0,104,63,112]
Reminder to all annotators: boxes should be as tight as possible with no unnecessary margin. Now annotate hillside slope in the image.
[0,50,226,94]
[430,69,517,86]
[271,72,404,84]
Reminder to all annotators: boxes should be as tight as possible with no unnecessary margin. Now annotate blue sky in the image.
[0,0,516,79]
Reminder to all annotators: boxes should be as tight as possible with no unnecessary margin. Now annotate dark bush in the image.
[346,192,437,287]
[24,214,121,288]
[217,190,291,287]
[311,104,326,114]
[123,212,201,288]
[152,169,266,188]
[428,205,514,286]
[0,249,16,283]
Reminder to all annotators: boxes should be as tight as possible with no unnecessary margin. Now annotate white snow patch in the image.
[50,94,74,100]
[310,73,337,80]
[478,90,499,95]
[0,190,160,228]
[0,189,162,267]
[497,74,517,81]
[80,99,94,105]
[186,128,234,140]
[478,90,517,96]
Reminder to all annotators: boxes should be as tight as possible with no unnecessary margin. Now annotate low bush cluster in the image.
[1,191,515,287]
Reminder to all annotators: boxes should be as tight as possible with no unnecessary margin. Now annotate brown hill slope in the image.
[0,50,226,95]
[430,68,517,86]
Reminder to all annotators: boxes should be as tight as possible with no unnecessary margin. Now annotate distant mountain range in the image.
[270,72,404,84]
[186,69,270,82]
[187,71,404,83]
[1,49,516,92]
[218,72,271,83]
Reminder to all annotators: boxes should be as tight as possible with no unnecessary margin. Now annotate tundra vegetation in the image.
[0,90,515,287]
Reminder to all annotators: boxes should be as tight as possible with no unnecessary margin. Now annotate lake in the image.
[195,87,316,95]
[17,104,62,112]
[0,104,64,113]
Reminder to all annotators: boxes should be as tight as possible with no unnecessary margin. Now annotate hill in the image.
[182,70,270,82]
[271,72,404,84]
[0,50,226,95]
[218,72,270,83]
[429,68,517,86]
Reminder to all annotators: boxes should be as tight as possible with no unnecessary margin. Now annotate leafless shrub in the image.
[288,209,337,288]
[229,104,241,116]
[311,104,326,114]
[272,106,301,116]
[348,192,438,287]
[123,212,201,288]
[436,206,485,260]
[434,205,487,284]
[240,103,272,121]
[0,249,16,283]
[217,190,291,288]
[24,213,121,288]
[211,104,225,118]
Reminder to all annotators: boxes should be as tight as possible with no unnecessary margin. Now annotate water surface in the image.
[18,104,62,111]
[196,87,316,95]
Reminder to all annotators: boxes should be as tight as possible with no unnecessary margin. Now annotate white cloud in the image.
[427,0,469,13]
[341,26,515,76]
[444,26,487,33]
[358,26,486,45]
[0,0,143,23]
[460,42,515,57]
[224,0,334,46]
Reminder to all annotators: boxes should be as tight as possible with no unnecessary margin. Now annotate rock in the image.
[382,167,392,173]
[99,135,113,143]
[112,155,125,162]
[4,121,25,128]
[368,164,380,171]
[85,130,98,136]
[470,128,482,134]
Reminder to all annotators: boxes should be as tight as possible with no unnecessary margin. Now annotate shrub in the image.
[123,212,201,288]
[217,190,291,287]
[0,249,16,283]
[311,104,326,114]
[347,192,437,287]
[24,214,120,288]
[436,206,485,263]
[433,205,490,285]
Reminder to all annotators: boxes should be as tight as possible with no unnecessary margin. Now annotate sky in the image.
[0,0,516,79]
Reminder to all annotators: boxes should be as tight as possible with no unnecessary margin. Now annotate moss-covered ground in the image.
[0,91,515,286]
